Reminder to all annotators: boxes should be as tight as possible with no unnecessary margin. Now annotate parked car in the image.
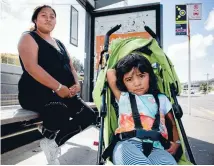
[191,89,195,94]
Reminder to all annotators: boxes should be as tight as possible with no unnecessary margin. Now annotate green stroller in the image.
[93,25,196,165]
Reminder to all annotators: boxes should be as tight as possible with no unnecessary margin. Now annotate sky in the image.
[0,0,213,83]
[161,0,214,83]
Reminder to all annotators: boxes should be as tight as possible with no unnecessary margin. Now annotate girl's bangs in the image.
[138,64,149,74]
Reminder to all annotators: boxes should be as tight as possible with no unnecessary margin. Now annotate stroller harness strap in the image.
[102,93,171,161]
[128,93,163,157]
[128,93,143,129]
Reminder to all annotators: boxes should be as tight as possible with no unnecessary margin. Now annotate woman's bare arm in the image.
[64,49,81,95]
[106,69,121,101]
[61,46,79,86]
[69,59,80,86]
[18,33,70,98]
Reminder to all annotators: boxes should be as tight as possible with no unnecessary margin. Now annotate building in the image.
[182,83,200,93]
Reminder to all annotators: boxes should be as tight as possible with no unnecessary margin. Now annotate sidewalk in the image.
[1,115,214,165]
[1,126,99,165]
[182,114,214,165]
[180,91,214,96]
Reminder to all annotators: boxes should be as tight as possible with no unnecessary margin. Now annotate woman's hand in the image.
[167,141,180,155]
[56,85,72,98]
[69,84,81,96]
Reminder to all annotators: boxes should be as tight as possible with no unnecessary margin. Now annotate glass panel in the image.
[70,6,78,46]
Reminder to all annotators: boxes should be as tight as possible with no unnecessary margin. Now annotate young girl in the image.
[106,53,180,165]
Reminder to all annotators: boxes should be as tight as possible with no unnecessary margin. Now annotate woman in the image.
[18,5,96,165]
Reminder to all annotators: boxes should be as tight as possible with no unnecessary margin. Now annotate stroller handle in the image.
[144,25,160,46]
[98,24,121,70]
[144,25,157,39]
[103,24,122,52]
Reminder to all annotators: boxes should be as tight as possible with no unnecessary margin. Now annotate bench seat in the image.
[1,102,96,125]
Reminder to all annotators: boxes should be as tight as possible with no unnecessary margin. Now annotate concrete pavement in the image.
[1,126,99,165]
[178,94,214,164]
[182,115,214,165]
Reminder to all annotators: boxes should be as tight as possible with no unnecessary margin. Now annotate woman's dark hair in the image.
[31,5,56,31]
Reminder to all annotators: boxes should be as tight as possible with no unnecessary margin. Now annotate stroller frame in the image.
[96,24,196,165]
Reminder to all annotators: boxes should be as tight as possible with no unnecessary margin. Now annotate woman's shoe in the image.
[40,138,61,165]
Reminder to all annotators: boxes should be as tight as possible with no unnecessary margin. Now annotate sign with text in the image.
[175,5,187,35]
[188,3,202,20]
[94,10,156,76]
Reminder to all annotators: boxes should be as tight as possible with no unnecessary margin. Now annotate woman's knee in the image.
[42,102,69,130]
[68,96,97,123]
[77,104,97,123]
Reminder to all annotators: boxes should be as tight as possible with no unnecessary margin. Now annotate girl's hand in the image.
[107,69,117,82]
[167,141,180,155]
[106,69,121,101]
[56,85,72,98]
[69,84,81,96]
[107,69,116,76]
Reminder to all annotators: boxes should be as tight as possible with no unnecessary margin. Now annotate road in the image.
[1,94,214,165]
[178,94,214,121]
[178,94,214,165]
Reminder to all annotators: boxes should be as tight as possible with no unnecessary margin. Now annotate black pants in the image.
[19,94,97,146]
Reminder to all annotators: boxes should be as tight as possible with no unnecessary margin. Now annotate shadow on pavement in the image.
[178,95,201,98]
[188,114,214,122]
[59,142,97,165]
[1,139,42,165]
[188,137,214,165]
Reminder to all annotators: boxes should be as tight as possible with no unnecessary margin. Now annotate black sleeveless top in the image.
[18,31,75,106]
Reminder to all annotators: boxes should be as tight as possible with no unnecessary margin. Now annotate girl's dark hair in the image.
[31,5,56,31]
[115,53,159,93]
[115,53,161,129]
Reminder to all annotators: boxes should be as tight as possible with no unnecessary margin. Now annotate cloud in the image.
[167,34,214,62]
[205,9,214,31]
[167,34,214,82]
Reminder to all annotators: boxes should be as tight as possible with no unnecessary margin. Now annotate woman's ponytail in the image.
[29,22,37,31]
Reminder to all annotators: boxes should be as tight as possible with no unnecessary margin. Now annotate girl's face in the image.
[35,7,56,33]
[123,67,149,95]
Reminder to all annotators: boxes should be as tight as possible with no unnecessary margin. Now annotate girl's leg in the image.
[113,139,152,165]
[148,148,177,165]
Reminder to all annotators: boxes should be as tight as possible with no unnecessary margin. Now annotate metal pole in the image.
[206,73,209,94]
[187,17,191,115]
[0,1,2,19]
